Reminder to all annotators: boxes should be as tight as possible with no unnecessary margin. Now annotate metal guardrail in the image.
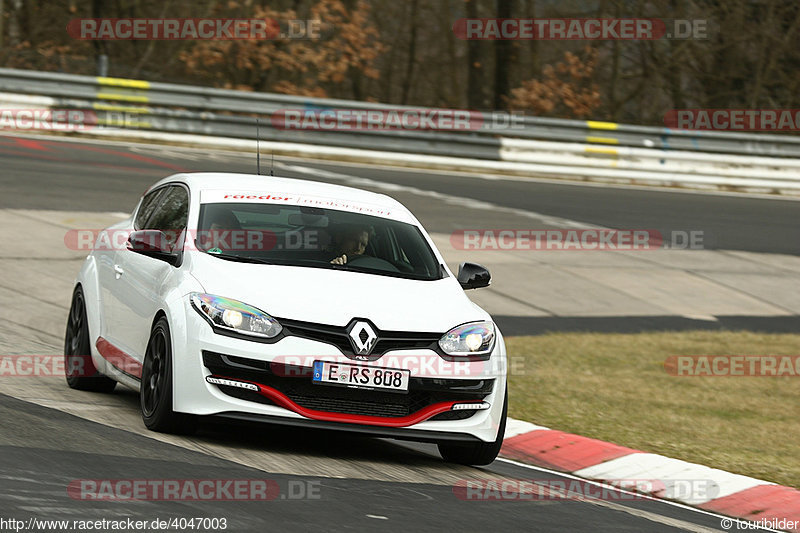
[1,67,800,192]
[4,67,800,156]
[0,68,504,160]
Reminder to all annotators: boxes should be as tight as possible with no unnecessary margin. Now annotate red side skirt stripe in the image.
[95,337,143,379]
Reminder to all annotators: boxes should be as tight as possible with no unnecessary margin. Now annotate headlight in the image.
[190,293,282,339]
[438,321,495,356]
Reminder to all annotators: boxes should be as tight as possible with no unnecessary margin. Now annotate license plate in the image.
[312,361,410,393]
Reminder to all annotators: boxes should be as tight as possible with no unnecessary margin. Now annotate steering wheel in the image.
[345,255,400,272]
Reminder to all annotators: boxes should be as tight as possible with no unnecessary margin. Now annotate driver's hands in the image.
[330,254,347,265]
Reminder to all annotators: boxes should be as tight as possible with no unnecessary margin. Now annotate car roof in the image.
[156,172,403,210]
[149,172,417,222]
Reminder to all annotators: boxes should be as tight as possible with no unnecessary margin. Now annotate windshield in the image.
[196,202,443,281]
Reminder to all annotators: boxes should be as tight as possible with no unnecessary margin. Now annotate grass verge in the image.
[506,330,800,488]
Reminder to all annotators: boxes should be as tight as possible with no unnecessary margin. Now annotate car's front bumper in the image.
[172,303,507,443]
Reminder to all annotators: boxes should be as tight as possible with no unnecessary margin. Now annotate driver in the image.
[329,224,370,264]
[198,207,242,252]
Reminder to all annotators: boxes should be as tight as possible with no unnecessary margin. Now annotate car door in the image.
[98,187,167,350]
[109,185,189,360]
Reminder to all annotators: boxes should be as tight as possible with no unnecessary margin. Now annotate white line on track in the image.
[276,162,597,230]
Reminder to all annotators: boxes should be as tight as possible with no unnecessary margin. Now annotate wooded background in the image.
[2,0,798,125]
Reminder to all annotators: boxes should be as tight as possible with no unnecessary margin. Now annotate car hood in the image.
[187,252,489,332]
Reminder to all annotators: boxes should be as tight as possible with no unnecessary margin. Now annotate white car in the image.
[64,172,507,465]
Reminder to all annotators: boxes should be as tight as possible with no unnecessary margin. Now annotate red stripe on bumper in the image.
[210,374,483,428]
[96,337,142,379]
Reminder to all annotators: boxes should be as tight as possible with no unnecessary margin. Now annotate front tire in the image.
[140,317,194,434]
[64,286,116,393]
[438,391,507,466]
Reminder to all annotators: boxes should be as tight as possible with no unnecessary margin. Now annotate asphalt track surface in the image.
[1,391,737,533]
[0,133,792,532]
[0,135,798,256]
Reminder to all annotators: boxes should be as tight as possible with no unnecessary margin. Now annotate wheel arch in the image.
[151,309,168,331]
[150,292,191,398]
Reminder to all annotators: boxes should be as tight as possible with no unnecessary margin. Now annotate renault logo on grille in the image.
[347,320,378,356]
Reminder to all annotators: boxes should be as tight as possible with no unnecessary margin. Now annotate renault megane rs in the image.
[64,172,507,465]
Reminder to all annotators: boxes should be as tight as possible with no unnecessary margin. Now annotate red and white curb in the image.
[502,418,800,531]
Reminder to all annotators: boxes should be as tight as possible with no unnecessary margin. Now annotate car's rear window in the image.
[196,202,443,281]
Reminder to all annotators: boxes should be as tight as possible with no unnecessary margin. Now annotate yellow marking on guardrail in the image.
[587,120,618,130]
[585,136,619,144]
[92,103,150,114]
[96,92,149,103]
[585,146,619,155]
[96,77,150,89]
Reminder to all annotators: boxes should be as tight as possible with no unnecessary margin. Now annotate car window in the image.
[134,187,168,230]
[146,186,189,233]
[197,203,442,281]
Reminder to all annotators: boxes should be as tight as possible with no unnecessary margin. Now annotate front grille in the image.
[203,351,492,420]
[278,318,441,360]
[289,395,408,417]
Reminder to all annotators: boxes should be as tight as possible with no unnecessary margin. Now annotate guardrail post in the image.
[96,54,109,77]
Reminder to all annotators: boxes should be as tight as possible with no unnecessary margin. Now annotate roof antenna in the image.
[270,152,274,176]
[256,118,261,175]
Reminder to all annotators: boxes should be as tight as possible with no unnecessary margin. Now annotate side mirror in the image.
[127,230,180,265]
[457,262,491,290]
